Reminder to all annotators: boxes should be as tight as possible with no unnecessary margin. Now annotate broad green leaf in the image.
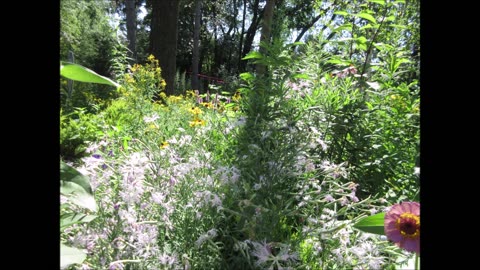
[61,213,97,229]
[356,36,368,44]
[356,13,377,24]
[61,243,87,269]
[368,0,386,5]
[357,43,367,51]
[60,62,119,88]
[334,11,349,16]
[386,15,396,21]
[61,182,97,212]
[239,72,254,81]
[353,212,386,235]
[60,161,93,194]
[242,51,263,60]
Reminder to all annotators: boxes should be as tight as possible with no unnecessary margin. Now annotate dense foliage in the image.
[60,0,419,269]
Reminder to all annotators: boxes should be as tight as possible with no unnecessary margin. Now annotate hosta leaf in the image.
[60,62,119,88]
[61,243,87,269]
[61,181,97,212]
[60,161,92,194]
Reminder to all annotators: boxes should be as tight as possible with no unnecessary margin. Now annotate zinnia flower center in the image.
[396,212,420,238]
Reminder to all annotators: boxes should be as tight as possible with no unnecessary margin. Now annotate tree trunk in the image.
[256,0,275,77]
[126,0,137,63]
[237,0,247,71]
[239,0,262,72]
[149,0,180,95]
[191,0,202,90]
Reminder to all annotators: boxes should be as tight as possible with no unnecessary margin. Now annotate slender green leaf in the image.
[326,58,351,65]
[334,11,349,16]
[332,24,353,32]
[60,62,119,88]
[60,161,93,194]
[61,243,87,268]
[353,212,386,235]
[356,13,377,24]
[242,51,263,60]
[360,24,377,30]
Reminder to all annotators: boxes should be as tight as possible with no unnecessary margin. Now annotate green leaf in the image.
[61,182,97,212]
[357,43,367,51]
[356,13,377,24]
[353,212,386,235]
[356,36,368,44]
[368,0,386,5]
[332,24,352,33]
[61,243,87,269]
[239,72,254,81]
[292,73,310,80]
[60,161,93,194]
[60,61,119,88]
[61,213,97,229]
[360,24,376,30]
[334,11,349,16]
[241,51,263,60]
[326,58,351,66]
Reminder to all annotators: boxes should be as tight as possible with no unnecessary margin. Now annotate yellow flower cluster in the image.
[188,106,203,115]
[189,118,206,127]
[201,102,214,109]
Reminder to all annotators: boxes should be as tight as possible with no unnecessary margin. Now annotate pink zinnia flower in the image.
[384,202,420,254]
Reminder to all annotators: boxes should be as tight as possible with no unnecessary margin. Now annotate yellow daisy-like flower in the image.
[188,106,203,115]
[201,102,214,109]
[160,141,169,149]
[189,118,206,127]
[147,54,155,62]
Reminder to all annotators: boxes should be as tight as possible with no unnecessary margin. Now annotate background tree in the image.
[191,0,202,90]
[125,0,137,63]
[148,0,180,95]
[256,0,276,77]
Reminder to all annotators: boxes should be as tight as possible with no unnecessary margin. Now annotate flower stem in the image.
[415,254,419,270]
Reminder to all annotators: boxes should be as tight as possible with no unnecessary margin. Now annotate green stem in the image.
[415,253,419,270]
